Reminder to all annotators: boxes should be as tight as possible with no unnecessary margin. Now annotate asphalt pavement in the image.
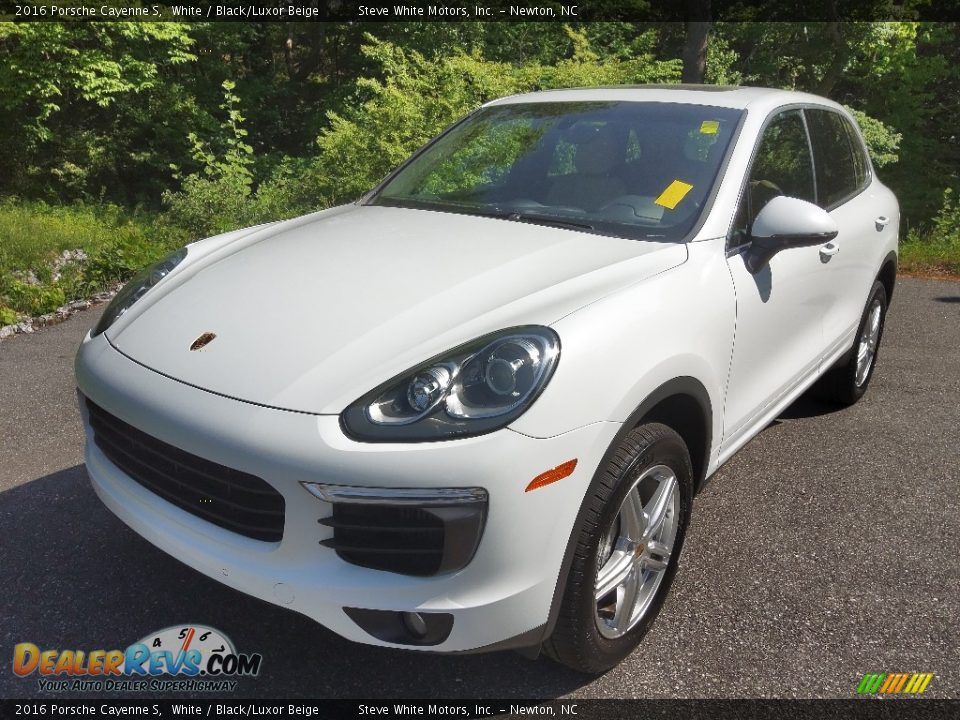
[1,277,958,699]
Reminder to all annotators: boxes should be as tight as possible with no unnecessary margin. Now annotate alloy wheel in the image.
[594,464,679,639]
[855,298,883,387]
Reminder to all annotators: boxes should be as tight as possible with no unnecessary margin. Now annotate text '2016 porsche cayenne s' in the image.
[76,86,898,673]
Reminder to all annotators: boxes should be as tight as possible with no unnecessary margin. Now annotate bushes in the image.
[162,32,907,245]
[16,35,683,320]
[846,108,901,168]
[900,188,960,276]
[294,32,681,209]
[163,32,683,235]
[0,201,184,321]
[162,81,261,238]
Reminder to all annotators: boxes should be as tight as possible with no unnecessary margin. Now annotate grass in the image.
[898,236,960,278]
[898,189,960,279]
[0,201,186,321]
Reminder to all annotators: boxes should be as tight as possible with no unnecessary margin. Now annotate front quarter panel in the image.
[511,237,734,476]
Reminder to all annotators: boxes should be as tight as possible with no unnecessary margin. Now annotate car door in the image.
[721,108,831,453]
[804,107,887,356]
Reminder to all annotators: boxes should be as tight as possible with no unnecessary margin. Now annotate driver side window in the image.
[730,109,815,246]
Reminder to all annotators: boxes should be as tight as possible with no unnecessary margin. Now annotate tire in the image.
[543,423,693,674]
[816,280,888,406]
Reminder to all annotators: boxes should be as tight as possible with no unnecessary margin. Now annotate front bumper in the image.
[76,334,620,652]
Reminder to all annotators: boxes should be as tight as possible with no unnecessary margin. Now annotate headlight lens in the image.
[92,247,188,337]
[342,326,560,441]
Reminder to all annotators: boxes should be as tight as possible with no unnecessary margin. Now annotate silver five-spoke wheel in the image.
[855,297,883,387]
[594,464,679,639]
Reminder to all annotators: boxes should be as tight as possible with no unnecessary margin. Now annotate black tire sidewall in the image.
[565,425,694,672]
[844,281,888,402]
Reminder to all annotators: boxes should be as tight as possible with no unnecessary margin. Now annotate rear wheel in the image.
[544,423,693,674]
[817,281,888,405]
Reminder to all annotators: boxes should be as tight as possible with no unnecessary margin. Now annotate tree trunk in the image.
[816,17,847,97]
[682,20,712,84]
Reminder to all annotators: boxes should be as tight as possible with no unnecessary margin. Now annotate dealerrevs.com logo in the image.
[12,625,262,693]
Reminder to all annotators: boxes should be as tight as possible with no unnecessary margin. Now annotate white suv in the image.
[76,86,898,673]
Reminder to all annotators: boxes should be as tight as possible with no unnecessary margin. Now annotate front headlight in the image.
[342,326,560,441]
[92,247,188,337]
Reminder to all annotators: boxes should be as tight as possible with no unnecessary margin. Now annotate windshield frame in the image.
[362,100,748,243]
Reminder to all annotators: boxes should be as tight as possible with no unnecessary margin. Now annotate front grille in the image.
[319,501,486,577]
[85,399,285,542]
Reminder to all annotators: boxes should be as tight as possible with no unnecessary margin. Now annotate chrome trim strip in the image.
[301,483,488,506]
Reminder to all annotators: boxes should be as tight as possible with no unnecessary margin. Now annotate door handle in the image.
[819,242,840,261]
[875,216,890,231]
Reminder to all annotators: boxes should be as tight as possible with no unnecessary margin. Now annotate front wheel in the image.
[544,423,693,674]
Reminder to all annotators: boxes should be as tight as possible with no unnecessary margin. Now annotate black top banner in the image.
[3,699,960,720]
[4,0,960,22]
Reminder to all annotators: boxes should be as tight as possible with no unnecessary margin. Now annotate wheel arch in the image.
[535,376,712,655]
[629,379,712,492]
[877,251,897,306]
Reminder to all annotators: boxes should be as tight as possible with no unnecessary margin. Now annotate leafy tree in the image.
[0,22,197,202]
[1,18,957,248]
[712,21,955,224]
[275,31,680,211]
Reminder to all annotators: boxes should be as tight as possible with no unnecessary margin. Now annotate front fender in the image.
[510,238,734,479]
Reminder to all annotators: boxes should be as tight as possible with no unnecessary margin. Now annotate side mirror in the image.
[745,196,838,274]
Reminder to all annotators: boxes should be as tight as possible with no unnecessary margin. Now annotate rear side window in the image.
[844,118,870,189]
[806,109,868,208]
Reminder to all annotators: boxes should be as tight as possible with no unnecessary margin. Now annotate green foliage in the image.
[0,22,198,203]
[872,23,960,225]
[928,189,960,244]
[0,201,184,317]
[703,30,743,86]
[0,306,16,326]
[2,278,66,316]
[845,107,901,168]
[900,189,960,276]
[162,81,257,237]
[160,29,681,233]
[183,81,255,184]
[2,18,960,302]
[713,21,957,225]
[906,189,960,245]
[266,32,680,212]
[83,230,181,289]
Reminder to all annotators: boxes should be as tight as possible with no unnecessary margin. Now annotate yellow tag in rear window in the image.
[654,180,694,210]
[700,120,719,134]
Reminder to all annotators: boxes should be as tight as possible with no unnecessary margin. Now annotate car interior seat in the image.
[545,123,627,212]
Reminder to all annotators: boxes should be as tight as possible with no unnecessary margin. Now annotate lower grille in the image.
[85,398,285,542]
[319,500,487,577]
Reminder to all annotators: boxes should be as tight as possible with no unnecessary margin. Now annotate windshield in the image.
[369,101,743,241]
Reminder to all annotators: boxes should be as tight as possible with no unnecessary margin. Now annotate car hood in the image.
[109,205,686,414]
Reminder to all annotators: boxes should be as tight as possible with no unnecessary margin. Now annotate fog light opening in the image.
[343,607,455,646]
[402,611,428,638]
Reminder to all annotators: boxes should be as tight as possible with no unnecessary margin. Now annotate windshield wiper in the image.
[380,197,595,231]
[506,212,595,231]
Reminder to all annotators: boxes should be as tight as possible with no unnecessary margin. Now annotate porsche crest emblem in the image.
[190,332,217,351]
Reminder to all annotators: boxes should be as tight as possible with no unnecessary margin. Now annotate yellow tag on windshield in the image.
[700,120,719,134]
[654,180,694,210]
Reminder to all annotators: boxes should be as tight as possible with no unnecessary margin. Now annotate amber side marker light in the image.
[526,459,578,492]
